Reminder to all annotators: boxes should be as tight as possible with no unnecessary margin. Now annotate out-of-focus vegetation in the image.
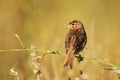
[0,0,120,80]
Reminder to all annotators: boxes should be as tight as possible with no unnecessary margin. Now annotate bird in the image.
[64,20,87,69]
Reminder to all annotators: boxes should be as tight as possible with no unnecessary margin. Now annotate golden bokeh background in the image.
[0,0,120,80]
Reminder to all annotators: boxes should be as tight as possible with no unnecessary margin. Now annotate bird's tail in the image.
[63,50,74,69]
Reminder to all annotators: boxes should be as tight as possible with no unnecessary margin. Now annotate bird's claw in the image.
[75,54,84,63]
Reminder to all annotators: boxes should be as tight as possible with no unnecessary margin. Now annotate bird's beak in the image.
[64,24,69,29]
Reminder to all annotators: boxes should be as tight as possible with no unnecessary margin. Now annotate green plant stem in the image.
[0,48,119,69]
[85,57,120,69]
[0,49,41,52]
[15,34,25,48]
[0,49,65,55]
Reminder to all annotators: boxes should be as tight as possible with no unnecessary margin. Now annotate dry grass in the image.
[0,0,120,80]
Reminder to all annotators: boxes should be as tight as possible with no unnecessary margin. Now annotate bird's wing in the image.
[70,30,87,53]
[65,30,87,54]
[81,32,87,47]
[76,31,87,51]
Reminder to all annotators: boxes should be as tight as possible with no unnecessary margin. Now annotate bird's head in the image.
[65,20,83,30]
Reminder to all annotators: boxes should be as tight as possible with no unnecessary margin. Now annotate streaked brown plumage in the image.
[64,20,87,69]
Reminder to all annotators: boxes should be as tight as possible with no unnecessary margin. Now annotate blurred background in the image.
[0,0,120,80]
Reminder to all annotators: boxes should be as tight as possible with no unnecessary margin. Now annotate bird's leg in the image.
[75,53,84,63]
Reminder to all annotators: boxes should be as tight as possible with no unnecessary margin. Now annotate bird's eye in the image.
[72,23,74,25]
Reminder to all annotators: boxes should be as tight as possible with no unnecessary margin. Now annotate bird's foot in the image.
[75,54,84,63]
